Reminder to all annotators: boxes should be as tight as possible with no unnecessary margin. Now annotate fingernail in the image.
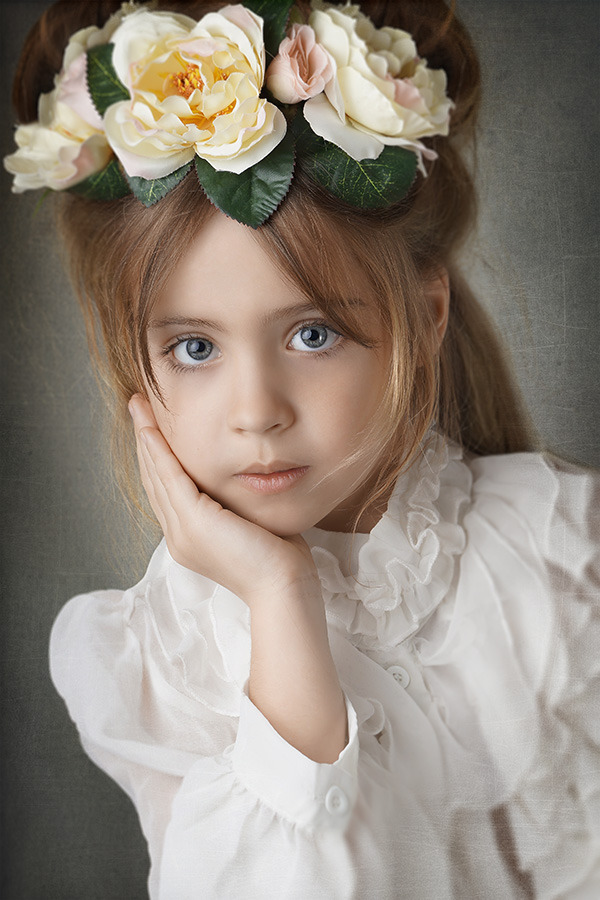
[128,397,137,419]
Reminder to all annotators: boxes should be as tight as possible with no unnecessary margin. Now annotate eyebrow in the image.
[148,300,365,334]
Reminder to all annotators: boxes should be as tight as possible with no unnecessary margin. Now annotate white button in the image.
[388,665,410,688]
[325,785,349,816]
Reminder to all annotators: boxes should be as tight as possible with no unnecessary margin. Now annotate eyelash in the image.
[161,322,345,374]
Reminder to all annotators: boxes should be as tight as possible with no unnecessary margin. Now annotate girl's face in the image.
[145,212,390,536]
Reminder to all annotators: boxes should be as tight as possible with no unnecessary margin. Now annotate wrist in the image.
[241,566,323,611]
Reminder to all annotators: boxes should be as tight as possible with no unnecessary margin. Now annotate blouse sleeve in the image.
[467,453,600,898]
[49,583,361,899]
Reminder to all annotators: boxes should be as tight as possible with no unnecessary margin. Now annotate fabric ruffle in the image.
[306,432,471,651]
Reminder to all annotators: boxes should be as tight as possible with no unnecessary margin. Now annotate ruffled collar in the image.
[304,432,472,651]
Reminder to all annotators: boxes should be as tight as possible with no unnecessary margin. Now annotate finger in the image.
[128,402,173,538]
[128,394,204,533]
[139,428,178,527]
[135,429,169,533]
[141,427,206,520]
[129,393,159,433]
[128,393,171,513]
[129,394,185,516]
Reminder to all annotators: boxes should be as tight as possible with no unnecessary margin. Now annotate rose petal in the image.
[389,77,425,112]
[304,93,384,160]
[309,9,351,67]
[199,104,286,173]
[62,26,99,70]
[197,7,264,82]
[111,10,196,87]
[338,67,404,136]
[57,53,103,130]
[64,133,113,183]
[104,100,195,178]
[266,65,307,104]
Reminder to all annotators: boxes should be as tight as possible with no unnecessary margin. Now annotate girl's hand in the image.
[129,393,347,763]
[129,394,319,608]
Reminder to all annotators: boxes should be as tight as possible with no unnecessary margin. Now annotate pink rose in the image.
[266,24,333,104]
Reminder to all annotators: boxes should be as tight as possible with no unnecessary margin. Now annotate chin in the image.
[230,498,320,538]
[251,511,317,538]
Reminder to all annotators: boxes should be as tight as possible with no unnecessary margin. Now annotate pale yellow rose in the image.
[303,2,453,168]
[104,5,286,178]
[266,24,334,104]
[3,7,131,193]
[4,53,112,192]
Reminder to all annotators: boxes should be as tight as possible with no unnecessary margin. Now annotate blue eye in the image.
[172,338,218,366]
[290,325,339,352]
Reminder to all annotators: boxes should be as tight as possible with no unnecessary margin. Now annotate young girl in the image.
[4,0,599,897]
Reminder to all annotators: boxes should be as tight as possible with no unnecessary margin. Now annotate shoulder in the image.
[49,541,170,715]
[422,447,600,705]
[49,539,247,731]
[452,449,599,735]
[459,449,599,659]
[464,450,599,573]
[49,586,136,720]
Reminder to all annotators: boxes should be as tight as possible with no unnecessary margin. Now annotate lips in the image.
[238,461,304,475]
[234,465,309,495]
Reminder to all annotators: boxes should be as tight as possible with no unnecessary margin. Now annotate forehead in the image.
[154,212,300,318]
[153,208,376,321]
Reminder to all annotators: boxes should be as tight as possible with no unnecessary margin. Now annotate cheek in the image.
[147,389,220,485]
[147,393,175,438]
[321,356,386,438]
[149,377,218,438]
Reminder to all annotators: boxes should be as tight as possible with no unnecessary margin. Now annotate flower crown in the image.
[4,0,453,227]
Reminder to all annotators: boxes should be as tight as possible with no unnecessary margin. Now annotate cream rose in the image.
[3,9,130,193]
[4,52,113,192]
[104,5,287,178]
[303,3,453,167]
[266,24,334,104]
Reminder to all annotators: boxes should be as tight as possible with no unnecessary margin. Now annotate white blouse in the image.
[50,435,600,899]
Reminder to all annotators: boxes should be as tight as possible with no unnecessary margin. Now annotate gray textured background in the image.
[1,1,599,898]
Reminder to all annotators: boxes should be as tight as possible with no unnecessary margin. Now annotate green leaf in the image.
[194,133,295,228]
[294,118,418,209]
[244,0,295,58]
[126,161,194,207]
[68,157,131,201]
[87,44,129,117]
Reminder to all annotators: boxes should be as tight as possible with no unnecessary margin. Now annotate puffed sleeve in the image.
[49,546,362,899]
[466,453,600,897]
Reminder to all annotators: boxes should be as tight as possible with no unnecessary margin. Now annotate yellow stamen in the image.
[170,64,204,99]
[220,100,236,117]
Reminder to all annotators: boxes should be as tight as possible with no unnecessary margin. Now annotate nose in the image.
[226,357,295,435]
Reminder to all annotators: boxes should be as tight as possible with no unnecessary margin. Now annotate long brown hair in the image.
[13,0,536,535]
